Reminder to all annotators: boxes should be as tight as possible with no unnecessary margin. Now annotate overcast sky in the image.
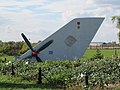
[0,0,120,43]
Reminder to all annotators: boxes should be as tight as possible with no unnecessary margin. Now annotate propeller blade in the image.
[35,55,42,62]
[21,33,34,51]
[37,40,53,52]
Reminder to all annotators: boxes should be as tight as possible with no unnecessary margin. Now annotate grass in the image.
[0,49,120,61]
[0,55,14,61]
[0,83,62,90]
[0,74,63,90]
[83,49,120,59]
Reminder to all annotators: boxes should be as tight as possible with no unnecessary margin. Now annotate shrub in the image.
[91,49,104,60]
[0,58,120,89]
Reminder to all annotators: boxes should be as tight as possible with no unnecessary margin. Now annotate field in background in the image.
[83,49,120,59]
[1,49,120,61]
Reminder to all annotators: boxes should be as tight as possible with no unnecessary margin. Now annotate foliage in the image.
[0,57,120,89]
[0,41,37,56]
[91,49,104,60]
[20,43,29,54]
[112,16,120,29]
[112,16,120,45]
[119,31,120,45]
[0,41,24,56]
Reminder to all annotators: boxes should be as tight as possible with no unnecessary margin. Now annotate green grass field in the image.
[1,49,120,61]
[0,49,120,90]
[83,49,120,59]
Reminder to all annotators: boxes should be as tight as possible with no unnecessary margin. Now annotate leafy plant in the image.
[0,58,120,89]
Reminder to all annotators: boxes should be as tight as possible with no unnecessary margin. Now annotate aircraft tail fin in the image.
[19,17,104,61]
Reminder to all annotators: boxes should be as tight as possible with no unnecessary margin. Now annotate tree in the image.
[112,16,120,45]
[91,49,104,60]
[20,43,29,54]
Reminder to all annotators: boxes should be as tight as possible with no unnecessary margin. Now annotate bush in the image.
[0,58,120,89]
[91,49,104,60]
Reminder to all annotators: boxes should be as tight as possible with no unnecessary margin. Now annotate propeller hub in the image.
[32,51,38,56]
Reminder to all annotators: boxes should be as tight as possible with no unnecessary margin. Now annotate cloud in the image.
[0,0,120,43]
[41,0,120,43]
[0,0,45,7]
[0,16,11,25]
[95,0,120,5]
[93,19,119,42]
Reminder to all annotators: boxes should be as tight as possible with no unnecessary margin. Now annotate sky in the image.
[0,0,120,43]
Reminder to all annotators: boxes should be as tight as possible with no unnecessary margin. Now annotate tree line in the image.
[0,41,37,56]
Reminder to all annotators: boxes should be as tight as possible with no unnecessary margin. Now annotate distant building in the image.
[90,42,106,46]
[89,42,106,49]
[88,42,120,49]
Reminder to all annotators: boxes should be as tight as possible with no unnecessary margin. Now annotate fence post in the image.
[84,72,89,90]
[37,67,42,84]
[11,63,15,75]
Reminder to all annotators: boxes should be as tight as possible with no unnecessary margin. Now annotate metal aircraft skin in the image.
[19,17,104,62]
